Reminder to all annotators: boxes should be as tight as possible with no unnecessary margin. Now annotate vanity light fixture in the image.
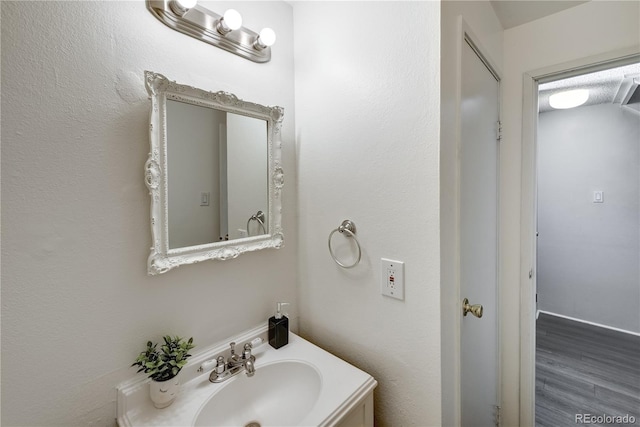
[147,0,275,63]
[549,89,589,109]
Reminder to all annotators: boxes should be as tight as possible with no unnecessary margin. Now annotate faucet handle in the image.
[215,356,226,374]
[229,342,240,363]
[242,342,253,360]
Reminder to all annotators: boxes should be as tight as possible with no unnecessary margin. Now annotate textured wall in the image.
[537,103,640,333]
[502,2,640,424]
[0,1,296,425]
[293,2,442,426]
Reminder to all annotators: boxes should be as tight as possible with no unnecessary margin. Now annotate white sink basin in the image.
[117,328,377,427]
[194,361,322,427]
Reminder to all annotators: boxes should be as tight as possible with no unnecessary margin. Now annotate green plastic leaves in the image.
[131,335,195,381]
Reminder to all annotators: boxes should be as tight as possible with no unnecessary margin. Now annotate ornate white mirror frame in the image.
[144,71,284,275]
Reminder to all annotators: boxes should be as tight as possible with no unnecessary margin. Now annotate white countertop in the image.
[117,329,377,427]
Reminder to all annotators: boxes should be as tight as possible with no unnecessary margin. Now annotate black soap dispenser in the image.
[268,302,290,349]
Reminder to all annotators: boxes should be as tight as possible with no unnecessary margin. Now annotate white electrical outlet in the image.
[381,258,404,300]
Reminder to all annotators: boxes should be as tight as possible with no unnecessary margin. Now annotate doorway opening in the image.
[533,61,640,426]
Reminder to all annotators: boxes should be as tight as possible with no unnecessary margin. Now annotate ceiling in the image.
[485,1,639,114]
[490,0,590,29]
[538,63,640,113]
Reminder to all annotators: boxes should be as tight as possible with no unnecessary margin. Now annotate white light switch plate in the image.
[381,258,404,300]
[593,191,604,203]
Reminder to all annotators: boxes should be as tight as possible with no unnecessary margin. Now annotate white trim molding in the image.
[537,310,640,337]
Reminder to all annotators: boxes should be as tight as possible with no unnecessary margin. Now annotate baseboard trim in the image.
[537,310,640,337]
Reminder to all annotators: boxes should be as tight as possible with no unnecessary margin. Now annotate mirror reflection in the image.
[166,100,268,249]
[144,71,284,275]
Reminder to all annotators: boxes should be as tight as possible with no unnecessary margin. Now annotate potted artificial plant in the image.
[132,335,195,408]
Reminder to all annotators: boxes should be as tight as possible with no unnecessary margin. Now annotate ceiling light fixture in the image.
[549,89,589,109]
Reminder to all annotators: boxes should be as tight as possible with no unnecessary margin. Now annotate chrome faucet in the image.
[208,342,256,383]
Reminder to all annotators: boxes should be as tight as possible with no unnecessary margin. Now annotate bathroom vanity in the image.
[117,325,377,427]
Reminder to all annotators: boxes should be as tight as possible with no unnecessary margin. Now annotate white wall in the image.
[439,1,503,425]
[0,1,296,425]
[537,103,640,333]
[227,113,269,239]
[502,2,640,424]
[293,2,441,426]
[166,101,224,247]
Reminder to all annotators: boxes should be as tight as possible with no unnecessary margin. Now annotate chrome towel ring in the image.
[328,220,362,269]
[246,210,266,236]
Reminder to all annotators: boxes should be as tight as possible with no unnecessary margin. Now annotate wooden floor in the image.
[536,313,640,426]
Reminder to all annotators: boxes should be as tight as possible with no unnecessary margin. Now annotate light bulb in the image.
[223,9,242,31]
[254,28,276,51]
[549,89,589,109]
[259,28,276,47]
[176,0,197,8]
[169,0,196,16]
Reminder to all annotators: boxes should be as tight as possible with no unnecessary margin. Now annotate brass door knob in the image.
[462,298,483,318]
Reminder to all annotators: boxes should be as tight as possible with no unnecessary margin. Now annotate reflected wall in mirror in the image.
[166,100,268,248]
[144,71,284,275]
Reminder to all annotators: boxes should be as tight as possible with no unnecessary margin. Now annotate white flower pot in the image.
[149,376,180,409]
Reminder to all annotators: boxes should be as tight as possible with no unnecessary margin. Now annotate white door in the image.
[460,38,500,427]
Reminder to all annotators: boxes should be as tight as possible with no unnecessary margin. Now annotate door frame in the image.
[457,17,503,426]
[518,46,640,426]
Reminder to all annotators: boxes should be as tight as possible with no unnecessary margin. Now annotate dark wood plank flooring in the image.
[536,313,640,426]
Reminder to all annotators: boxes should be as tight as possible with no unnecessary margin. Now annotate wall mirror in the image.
[144,71,284,275]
